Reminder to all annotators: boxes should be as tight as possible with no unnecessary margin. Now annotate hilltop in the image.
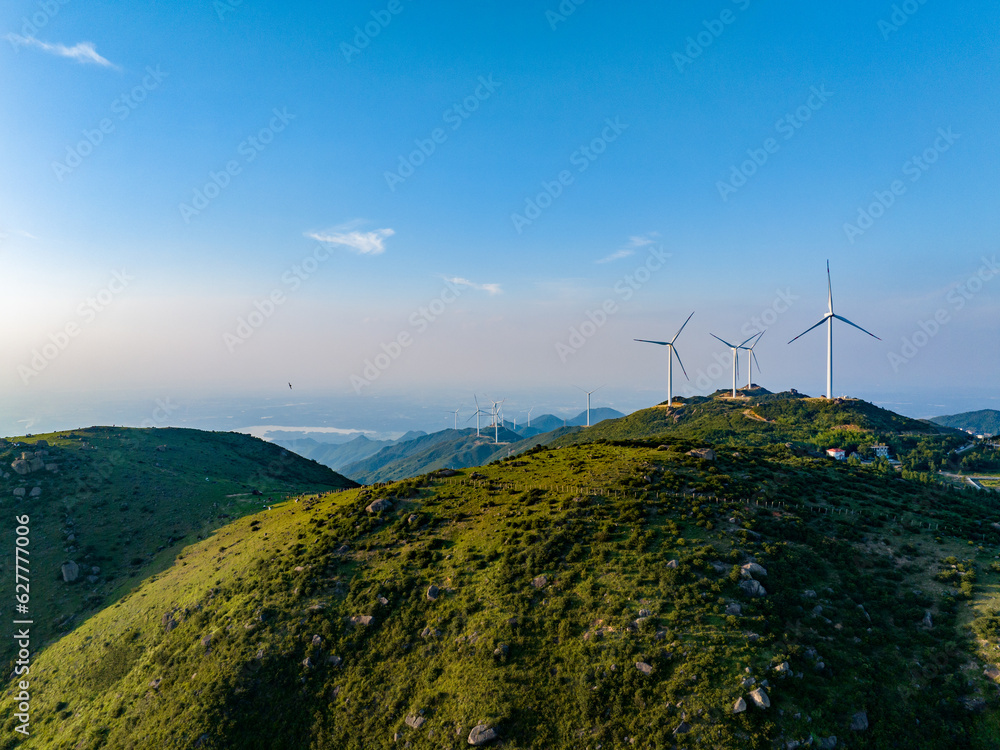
[0,427,356,654]
[931,410,1000,437]
[4,422,999,748]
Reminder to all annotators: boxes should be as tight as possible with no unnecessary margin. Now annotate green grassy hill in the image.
[5,431,999,749]
[0,426,356,656]
[931,410,1000,437]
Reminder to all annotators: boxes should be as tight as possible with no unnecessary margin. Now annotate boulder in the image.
[10,460,30,475]
[61,561,79,583]
[635,662,653,675]
[350,615,373,626]
[749,688,770,709]
[774,661,791,676]
[531,575,547,589]
[436,468,458,477]
[673,721,692,735]
[817,738,837,749]
[725,603,742,616]
[850,711,868,731]
[426,585,440,601]
[922,610,933,628]
[366,498,392,514]
[740,562,768,578]
[984,665,999,682]
[30,487,41,497]
[733,697,747,713]
[686,448,715,461]
[328,655,342,666]
[12,488,25,498]
[467,724,498,745]
[666,560,678,569]
[405,715,426,729]
[739,579,767,598]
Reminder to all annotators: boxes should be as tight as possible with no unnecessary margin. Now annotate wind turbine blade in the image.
[738,331,760,348]
[749,330,765,350]
[752,350,761,375]
[634,339,669,345]
[670,311,695,344]
[672,346,690,380]
[833,314,881,341]
[827,259,834,314]
[710,333,736,348]
[735,351,740,380]
[787,318,827,344]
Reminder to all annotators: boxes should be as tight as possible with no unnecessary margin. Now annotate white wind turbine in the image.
[466,395,489,437]
[525,406,534,428]
[710,331,761,398]
[788,261,881,399]
[744,331,764,390]
[635,311,694,407]
[575,385,605,427]
[446,408,461,430]
[484,395,505,444]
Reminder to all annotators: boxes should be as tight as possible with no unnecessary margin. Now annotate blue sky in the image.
[2,0,999,432]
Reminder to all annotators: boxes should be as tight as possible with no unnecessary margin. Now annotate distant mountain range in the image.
[279,408,625,483]
[930,409,1000,436]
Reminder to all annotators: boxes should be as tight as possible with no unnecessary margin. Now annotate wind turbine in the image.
[525,406,534,428]
[485,395,505,444]
[446,408,460,430]
[635,311,694,407]
[788,261,881,399]
[744,331,764,390]
[710,331,760,398]
[575,385,605,427]
[466,395,489,437]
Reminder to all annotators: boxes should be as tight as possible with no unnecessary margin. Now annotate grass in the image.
[3,437,999,749]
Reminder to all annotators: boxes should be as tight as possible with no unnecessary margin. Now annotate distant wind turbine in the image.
[634,311,694,407]
[575,385,605,427]
[446,408,460,430]
[710,331,760,398]
[526,406,534,428]
[788,261,881,399]
[466,395,489,437]
[744,331,764,390]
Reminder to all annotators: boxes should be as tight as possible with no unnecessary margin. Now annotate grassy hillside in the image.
[0,426,356,656]
[6,435,999,749]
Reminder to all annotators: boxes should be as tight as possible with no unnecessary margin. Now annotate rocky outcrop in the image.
[686,448,716,461]
[850,711,868,731]
[733,697,747,713]
[467,724,498,745]
[739,579,767,598]
[749,688,770,709]
[365,498,392,513]
[61,561,79,583]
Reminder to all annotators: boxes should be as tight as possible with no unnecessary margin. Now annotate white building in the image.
[826,448,846,461]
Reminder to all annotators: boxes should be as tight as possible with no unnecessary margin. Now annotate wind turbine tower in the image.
[635,311,694,407]
[576,385,605,427]
[788,261,881,399]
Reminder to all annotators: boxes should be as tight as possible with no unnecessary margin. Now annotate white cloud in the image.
[6,35,118,68]
[596,232,661,263]
[596,249,635,264]
[445,276,502,295]
[308,224,395,255]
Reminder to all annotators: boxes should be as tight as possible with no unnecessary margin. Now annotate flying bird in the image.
[288,382,293,389]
